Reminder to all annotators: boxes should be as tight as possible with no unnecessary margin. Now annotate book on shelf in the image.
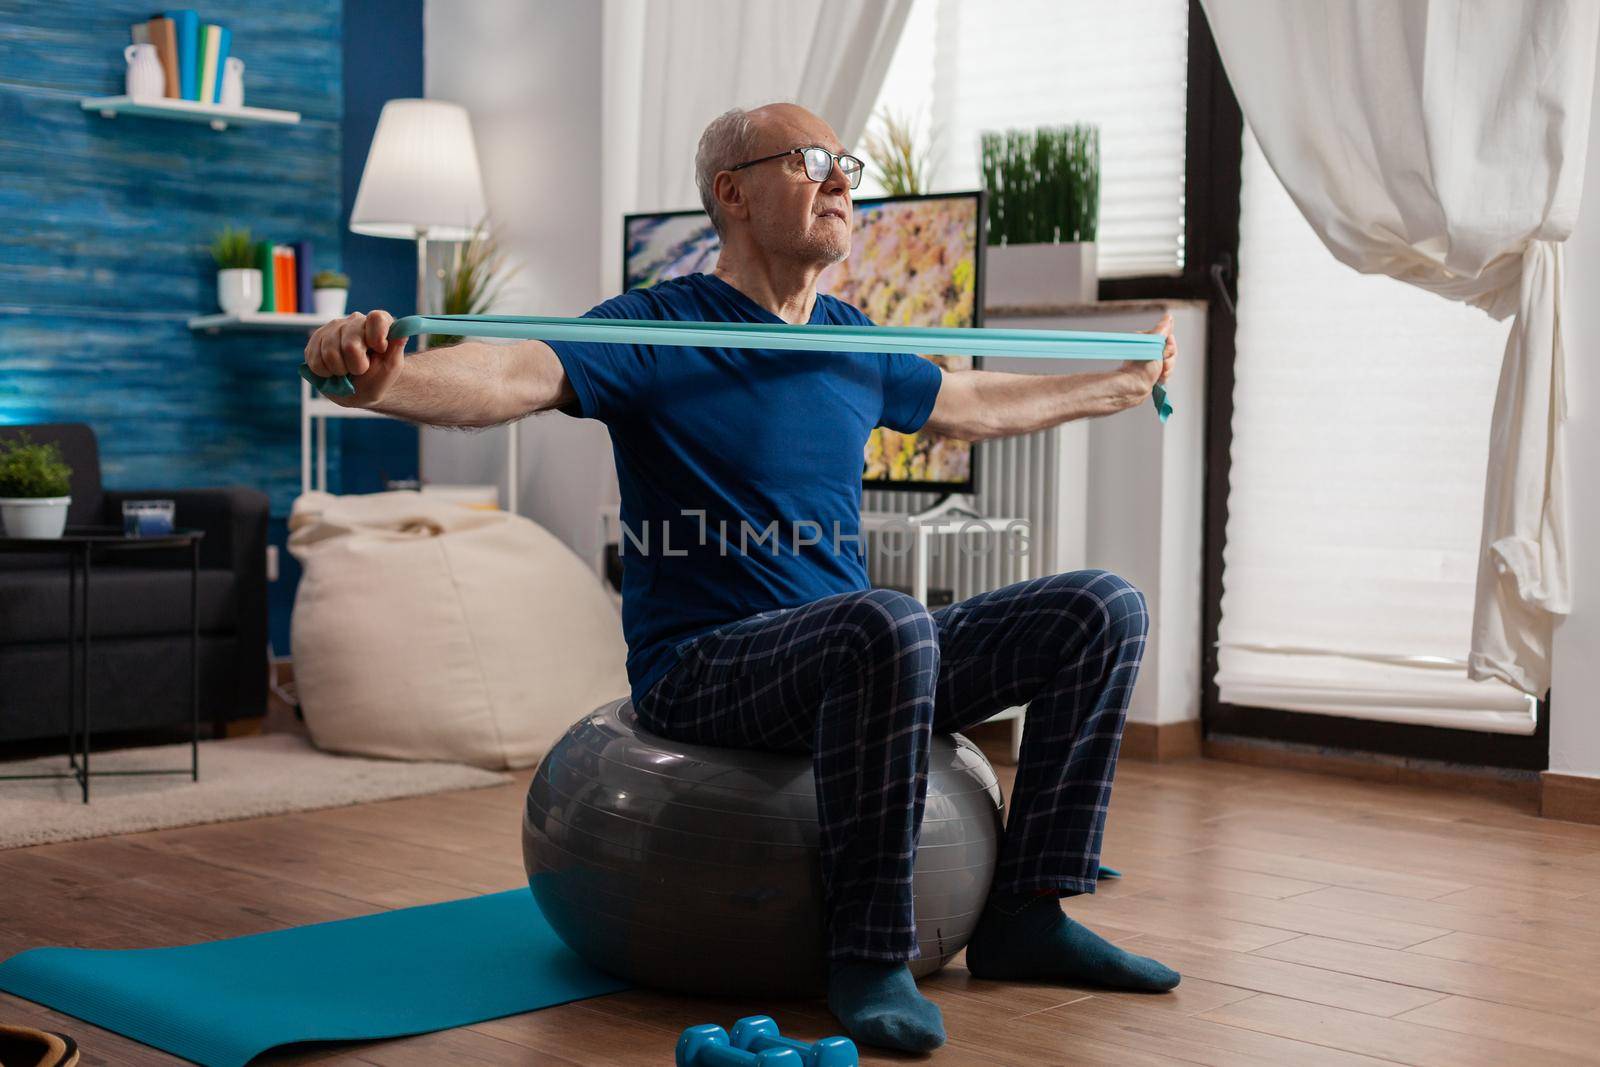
[256,239,276,313]
[163,10,199,102]
[211,26,230,104]
[195,24,231,104]
[291,240,313,313]
[273,245,297,314]
[242,240,317,317]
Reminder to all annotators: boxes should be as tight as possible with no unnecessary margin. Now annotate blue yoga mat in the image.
[0,888,627,1067]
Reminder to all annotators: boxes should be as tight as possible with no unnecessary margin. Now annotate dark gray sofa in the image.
[0,423,269,746]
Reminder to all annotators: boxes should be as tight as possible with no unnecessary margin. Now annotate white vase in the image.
[983,241,1099,310]
[124,43,165,102]
[0,496,71,539]
[220,56,244,109]
[218,268,262,315]
[313,288,348,318]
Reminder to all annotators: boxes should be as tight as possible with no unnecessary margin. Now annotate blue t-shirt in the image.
[545,272,943,705]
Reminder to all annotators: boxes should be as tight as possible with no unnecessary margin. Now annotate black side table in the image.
[0,525,204,802]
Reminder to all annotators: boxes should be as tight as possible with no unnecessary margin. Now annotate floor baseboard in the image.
[1540,771,1600,825]
[1123,719,1202,762]
[1203,733,1541,805]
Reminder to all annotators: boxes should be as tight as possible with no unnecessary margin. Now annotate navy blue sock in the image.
[965,891,1180,991]
[826,959,946,1053]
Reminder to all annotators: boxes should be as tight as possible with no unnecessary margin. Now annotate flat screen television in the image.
[622,190,984,495]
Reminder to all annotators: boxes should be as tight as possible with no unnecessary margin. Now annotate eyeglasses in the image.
[730,145,865,190]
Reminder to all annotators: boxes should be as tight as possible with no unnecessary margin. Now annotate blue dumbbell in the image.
[677,1024,804,1067]
[729,1016,858,1067]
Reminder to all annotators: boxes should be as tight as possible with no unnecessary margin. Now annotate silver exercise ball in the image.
[522,698,1004,997]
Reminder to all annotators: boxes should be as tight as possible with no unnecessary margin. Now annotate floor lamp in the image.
[349,99,519,512]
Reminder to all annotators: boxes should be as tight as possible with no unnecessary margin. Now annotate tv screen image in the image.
[622,191,984,493]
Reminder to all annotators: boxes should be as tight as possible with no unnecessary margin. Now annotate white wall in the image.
[422,0,618,566]
[1549,63,1600,780]
[987,304,1209,728]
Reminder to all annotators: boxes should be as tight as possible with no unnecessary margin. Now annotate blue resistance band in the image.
[299,314,1172,421]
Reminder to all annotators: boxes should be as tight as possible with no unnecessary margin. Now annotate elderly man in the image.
[305,101,1179,1053]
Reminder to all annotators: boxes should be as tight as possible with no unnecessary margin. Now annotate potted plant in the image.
[212,225,261,315]
[312,270,349,318]
[0,432,73,539]
[860,105,939,196]
[429,218,518,348]
[979,124,1100,308]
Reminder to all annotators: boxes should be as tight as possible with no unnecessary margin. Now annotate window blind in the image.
[1216,126,1536,734]
[863,0,1189,277]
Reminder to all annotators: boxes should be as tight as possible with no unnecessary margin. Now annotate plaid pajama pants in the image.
[634,568,1149,962]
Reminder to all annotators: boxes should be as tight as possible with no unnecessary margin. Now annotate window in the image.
[863,0,1189,278]
[1214,125,1536,734]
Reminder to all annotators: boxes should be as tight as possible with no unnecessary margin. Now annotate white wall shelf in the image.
[189,312,331,334]
[303,394,389,420]
[301,379,520,512]
[190,307,520,517]
[81,95,300,131]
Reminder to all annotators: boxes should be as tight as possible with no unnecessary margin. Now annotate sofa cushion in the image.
[0,562,238,643]
[0,634,242,742]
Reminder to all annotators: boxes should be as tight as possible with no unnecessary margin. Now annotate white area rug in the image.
[0,734,513,850]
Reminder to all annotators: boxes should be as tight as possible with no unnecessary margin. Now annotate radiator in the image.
[862,422,1087,602]
[593,423,1089,607]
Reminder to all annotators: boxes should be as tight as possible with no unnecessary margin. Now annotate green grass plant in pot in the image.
[429,218,518,349]
[979,123,1101,307]
[860,105,939,197]
[0,432,74,539]
[212,225,261,315]
[313,269,350,319]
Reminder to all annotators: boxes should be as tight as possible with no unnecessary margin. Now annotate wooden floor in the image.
[4,742,1600,1066]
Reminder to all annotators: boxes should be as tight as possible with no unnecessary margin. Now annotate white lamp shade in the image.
[350,99,488,241]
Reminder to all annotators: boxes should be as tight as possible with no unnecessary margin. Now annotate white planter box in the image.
[984,241,1098,308]
[313,288,348,318]
[0,496,70,539]
[217,268,263,314]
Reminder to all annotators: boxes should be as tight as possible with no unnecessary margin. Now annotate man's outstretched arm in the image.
[921,314,1177,441]
[303,309,574,429]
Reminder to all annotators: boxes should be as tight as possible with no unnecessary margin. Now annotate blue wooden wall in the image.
[0,2,343,516]
[2,1,425,656]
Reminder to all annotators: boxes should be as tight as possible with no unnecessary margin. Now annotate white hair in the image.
[695,106,766,236]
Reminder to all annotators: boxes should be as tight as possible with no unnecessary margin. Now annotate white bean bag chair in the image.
[286,490,628,769]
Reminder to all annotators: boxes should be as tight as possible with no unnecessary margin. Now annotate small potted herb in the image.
[212,225,261,315]
[312,270,349,319]
[0,432,73,539]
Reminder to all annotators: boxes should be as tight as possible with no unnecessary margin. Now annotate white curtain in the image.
[1201,0,1600,698]
[599,0,913,297]
[1218,126,1532,733]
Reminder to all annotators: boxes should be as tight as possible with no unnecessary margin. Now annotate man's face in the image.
[728,107,854,266]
